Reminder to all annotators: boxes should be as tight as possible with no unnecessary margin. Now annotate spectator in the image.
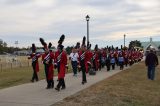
[145,48,159,80]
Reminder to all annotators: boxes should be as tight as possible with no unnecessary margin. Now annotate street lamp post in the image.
[124,34,126,47]
[15,41,18,55]
[86,15,90,44]
[15,41,18,48]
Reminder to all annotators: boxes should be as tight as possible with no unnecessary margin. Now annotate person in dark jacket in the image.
[145,48,159,80]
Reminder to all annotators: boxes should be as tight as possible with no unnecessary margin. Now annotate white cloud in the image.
[33,0,56,7]
[0,0,160,48]
[126,0,160,8]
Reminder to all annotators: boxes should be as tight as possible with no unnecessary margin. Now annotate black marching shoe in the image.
[55,87,60,91]
[82,82,84,85]
[36,79,39,82]
[82,81,87,85]
[51,81,54,88]
[46,84,51,89]
[30,80,34,82]
[61,86,66,90]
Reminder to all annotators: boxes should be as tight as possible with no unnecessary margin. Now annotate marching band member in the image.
[114,47,119,66]
[28,44,41,82]
[101,48,107,68]
[79,36,87,84]
[106,47,111,71]
[124,49,128,67]
[55,35,67,91]
[128,51,133,66]
[40,38,55,89]
[118,51,124,70]
[110,53,115,70]
[98,49,102,71]
[92,45,99,71]
[85,42,92,73]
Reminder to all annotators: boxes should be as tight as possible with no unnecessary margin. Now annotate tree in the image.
[0,39,5,54]
[129,40,142,49]
[3,42,7,47]
[0,39,14,54]
[0,39,3,47]
[0,39,7,47]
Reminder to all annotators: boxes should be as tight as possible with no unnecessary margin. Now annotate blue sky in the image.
[0,0,160,48]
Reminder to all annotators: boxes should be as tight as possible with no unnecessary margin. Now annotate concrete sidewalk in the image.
[0,67,127,106]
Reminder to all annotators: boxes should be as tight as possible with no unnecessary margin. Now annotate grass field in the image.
[53,60,160,106]
[0,65,44,89]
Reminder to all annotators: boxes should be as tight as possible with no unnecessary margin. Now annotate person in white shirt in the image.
[69,48,79,76]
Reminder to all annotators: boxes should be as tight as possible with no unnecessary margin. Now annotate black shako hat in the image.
[40,38,48,51]
[75,42,80,49]
[81,36,86,48]
[58,34,65,50]
[31,43,36,53]
[94,44,98,51]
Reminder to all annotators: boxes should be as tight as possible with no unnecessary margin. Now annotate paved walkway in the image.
[0,67,129,106]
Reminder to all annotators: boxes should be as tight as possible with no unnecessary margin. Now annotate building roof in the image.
[141,37,160,49]
[141,41,160,48]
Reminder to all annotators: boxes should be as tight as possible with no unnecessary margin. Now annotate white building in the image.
[141,37,160,55]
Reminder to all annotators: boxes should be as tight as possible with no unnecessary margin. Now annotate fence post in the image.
[28,61,30,67]
[0,64,1,71]
[11,63,12,69]
[20,62,22,67]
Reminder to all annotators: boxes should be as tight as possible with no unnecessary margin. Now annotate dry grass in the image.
[0,56,32,70]
[53,61,160,106]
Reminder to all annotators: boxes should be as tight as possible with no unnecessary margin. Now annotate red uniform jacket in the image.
[124,51,128,64]
[78,50,87,73]
[28,53,41,72]
[42,52,55,80]
[92,51,99,71]
[85,50,92,73]
[102,50,107,63]
[55,50,67,79]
